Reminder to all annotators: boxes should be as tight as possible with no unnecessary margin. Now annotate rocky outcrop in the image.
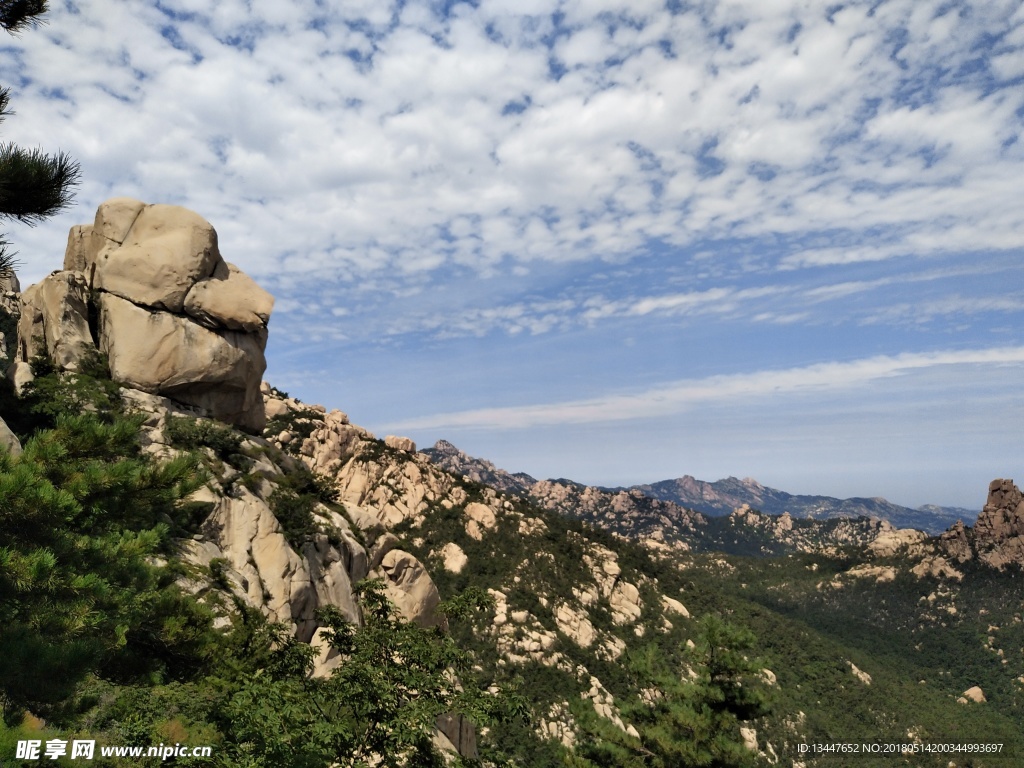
[868,524,928,557]
[959,686,986,704]
[529,479,704,543]
[0,415,21,455]
[186,488,362,642]
[17,270,94,372]
[933,479,1024,571]
[1,269,22,370]
[938,520,972,562]
[13,198,272,431]
[372,548,443,629]
[384,435,416,453]
[729,504,901,556]
[118,388,478,762]
[553,601,596,648]
[972,479,1024,569]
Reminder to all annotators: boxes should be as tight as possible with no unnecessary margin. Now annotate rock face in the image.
[13,198,273,431]
[373,549,443,629]
[99,293,267,429]
[17,270,94,372]
[970,479,1024,570]
[929,479,1024,571]
[0,415,21,455]
[1,268,21,364]
[119,389,476,762]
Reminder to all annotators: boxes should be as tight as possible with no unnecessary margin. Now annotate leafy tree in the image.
[0,0,81,273]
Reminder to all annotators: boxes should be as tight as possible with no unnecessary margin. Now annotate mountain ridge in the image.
[422,440,972,535]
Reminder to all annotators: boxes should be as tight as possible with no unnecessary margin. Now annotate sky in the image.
[2,0,1023,510]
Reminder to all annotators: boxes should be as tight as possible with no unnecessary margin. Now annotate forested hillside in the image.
[2,356,1023,767]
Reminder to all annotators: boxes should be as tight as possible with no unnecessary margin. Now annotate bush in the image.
[164,415,244,464]
[268,485,319,548]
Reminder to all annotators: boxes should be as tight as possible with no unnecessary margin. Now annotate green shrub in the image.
[263,406,324,454]
[268,485,318,548]
[12,349,123,432]
[164,415,244,464]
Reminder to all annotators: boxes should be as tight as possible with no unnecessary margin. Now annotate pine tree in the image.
[0,0,81,274]
[0,411,205,722]
[627,615,772,768]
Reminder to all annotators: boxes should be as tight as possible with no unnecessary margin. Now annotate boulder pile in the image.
[10,198,272,431]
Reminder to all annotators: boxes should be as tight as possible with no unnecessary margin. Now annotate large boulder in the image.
[98,293,267,432]
[16,271,94,371]
[188,488,365,643]
[93,203,220,312]
[0,415,21,456]
[184,260,274,332]
[373,549,443,628]
[64,197,147,277]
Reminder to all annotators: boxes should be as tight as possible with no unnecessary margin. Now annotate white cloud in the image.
[384,347,1024,430]
[3,0,1021,292]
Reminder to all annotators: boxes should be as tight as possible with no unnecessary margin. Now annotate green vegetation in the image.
[0,412,205,721]
[0,360,518,766]
[215,582,514,768]
[264,405,326,455]
[0,349,122,435]
[164,415,244,465]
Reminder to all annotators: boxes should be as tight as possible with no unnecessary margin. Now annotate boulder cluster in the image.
[8,197,273,432]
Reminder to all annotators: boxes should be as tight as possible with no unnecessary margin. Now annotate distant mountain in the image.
[421,441,706,543]
[629,476,972,535]
[422,439,537,495]
[420,440,969,542]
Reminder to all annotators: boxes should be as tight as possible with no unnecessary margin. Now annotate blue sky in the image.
[3,0,1023,509]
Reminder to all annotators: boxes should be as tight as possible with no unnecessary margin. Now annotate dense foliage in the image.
[0,412,204,721]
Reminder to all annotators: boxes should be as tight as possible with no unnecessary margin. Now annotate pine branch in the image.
[0,236,18,275]
[0,142,80,223]
[0,0,48,34]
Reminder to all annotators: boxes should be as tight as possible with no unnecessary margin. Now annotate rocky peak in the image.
[970,479,1024,569]
[420,438,537,495]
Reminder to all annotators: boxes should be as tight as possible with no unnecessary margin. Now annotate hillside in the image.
[2,199,1023,767]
